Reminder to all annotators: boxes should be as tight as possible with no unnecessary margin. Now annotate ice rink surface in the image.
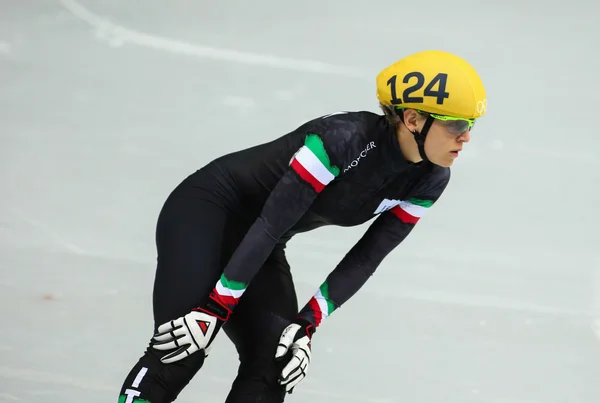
[2,1,600,402]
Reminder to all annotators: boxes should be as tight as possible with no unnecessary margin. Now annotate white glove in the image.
[152,295,230,364]
[274,319,315,393]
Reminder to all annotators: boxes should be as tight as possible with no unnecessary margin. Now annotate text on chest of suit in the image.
[343,141,376,173]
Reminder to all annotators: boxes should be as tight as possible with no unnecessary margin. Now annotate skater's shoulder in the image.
[296,110,386,143]
[301,110,383,130]
[429,164,451,183]
[319,110,383,122]
[412,164,451,199]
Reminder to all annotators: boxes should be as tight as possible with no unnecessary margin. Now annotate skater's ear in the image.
[402,108,424,132]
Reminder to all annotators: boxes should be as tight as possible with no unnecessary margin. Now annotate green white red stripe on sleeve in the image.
[213,273,247,310]
[391,198,433,224]
[305,281,337,327]
[290,134,340,192]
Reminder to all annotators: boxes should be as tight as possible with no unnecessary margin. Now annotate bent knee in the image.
[119,347,206,403]
[226,357,288,403]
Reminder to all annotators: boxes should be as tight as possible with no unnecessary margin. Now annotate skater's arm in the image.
[295,211,414,325]
[212,130,352,312]
[296,174,450,327]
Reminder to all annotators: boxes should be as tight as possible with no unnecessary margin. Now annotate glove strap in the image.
[195,292,232,322]
[294,317,316,338]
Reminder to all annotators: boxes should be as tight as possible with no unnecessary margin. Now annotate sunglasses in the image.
[417,110,475,135]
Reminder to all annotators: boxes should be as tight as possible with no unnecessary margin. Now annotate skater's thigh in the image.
[223,249,298,361]
[151,195,246,330]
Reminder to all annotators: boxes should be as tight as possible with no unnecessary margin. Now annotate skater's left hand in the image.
[274,318,315,393]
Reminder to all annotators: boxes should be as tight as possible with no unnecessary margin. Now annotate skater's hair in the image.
[380,103,401,126]
[379,103,428,127]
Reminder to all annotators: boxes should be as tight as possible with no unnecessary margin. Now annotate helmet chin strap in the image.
[409,115,435,163]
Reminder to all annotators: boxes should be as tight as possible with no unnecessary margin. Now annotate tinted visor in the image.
[437,118,474,135]
[417,110,475,135]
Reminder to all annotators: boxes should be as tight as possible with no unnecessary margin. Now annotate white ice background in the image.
[1,1,599,402]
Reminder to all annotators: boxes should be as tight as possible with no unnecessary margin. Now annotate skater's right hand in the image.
[151,293,231,364]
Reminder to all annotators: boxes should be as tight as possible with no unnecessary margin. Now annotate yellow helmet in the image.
[376,50,487,120]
